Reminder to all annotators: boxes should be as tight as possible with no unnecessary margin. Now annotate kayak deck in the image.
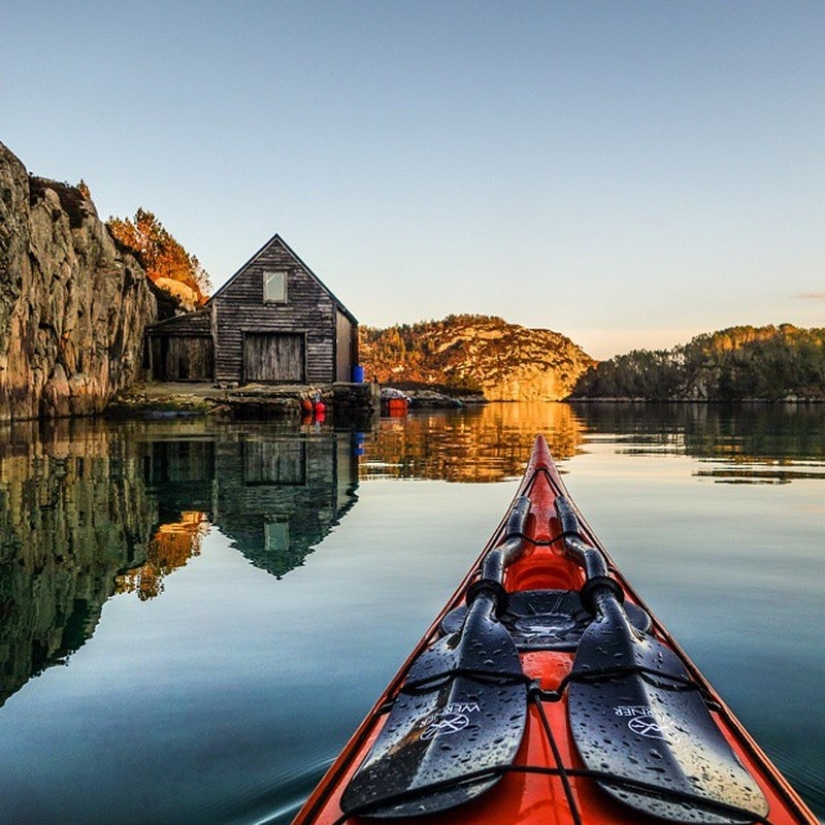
[293,436,817,825]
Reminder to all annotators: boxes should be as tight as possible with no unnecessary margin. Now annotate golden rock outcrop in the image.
[362,315,595,401]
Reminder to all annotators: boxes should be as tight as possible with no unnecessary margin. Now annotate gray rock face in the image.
[0,142,157,421]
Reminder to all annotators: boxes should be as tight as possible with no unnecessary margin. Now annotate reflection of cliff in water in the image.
[0,419,158,707]
[364,402,587,481]
[0,419,359,707]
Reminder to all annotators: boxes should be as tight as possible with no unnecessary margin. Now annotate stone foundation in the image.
[107,381,380,423]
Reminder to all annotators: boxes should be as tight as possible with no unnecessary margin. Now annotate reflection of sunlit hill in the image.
[116,513,208,599]
[363,403,587,482]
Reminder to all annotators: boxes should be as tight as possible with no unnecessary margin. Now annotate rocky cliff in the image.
[362,315,595,401]
[0,142,157,421]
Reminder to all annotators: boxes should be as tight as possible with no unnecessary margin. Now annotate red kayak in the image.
[294,436,818,825]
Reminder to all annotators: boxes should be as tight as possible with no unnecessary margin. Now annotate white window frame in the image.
[263,269,288,303]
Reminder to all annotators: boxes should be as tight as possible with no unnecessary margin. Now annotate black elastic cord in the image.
[399,667,532,695]
[529,684,584,825]
[579,575,624,612]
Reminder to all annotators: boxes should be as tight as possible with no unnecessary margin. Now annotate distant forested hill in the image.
[572,325,825,401]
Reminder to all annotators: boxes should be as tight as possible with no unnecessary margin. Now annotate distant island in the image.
[363,319,825,403]
[571,325,825,402]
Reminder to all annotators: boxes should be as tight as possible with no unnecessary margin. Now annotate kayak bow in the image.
[294,436,818,825]
[339,498,531,817]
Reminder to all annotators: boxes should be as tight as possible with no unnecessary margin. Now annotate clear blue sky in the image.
[2,1,824,358]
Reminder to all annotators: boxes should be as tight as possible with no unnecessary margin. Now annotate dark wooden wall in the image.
[213,237,345,385]
[150,336,214,381]
[335,309,357,382]
[147,310,214,381]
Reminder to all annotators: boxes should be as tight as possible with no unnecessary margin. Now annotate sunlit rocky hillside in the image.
[361,314,595,402]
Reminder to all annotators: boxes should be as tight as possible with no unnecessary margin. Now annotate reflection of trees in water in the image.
[364,403,587,482]
[685,404,825,461]
[683,404,825,482]
[569,401,825,457]
[116,513,209,599]
[570,402,825,481]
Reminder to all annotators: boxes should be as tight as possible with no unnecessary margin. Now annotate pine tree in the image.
[107,209,211,302]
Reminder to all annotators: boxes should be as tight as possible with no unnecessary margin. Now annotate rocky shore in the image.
[106,381,490,420]
[106,381,381,421]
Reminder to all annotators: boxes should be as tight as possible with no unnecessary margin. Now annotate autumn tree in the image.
[107,208,211,304]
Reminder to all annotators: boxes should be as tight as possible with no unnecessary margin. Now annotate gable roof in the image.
[208,233,357,324]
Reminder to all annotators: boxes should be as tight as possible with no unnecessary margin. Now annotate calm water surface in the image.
[0,403,822,824]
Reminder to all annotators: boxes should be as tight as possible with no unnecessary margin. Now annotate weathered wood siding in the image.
[147,310,215,381]
[243,333,305,383]
[213,238,338,385]
[150,335,214,381]
[335,309,356,382]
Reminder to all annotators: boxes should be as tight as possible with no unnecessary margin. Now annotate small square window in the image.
[265,519,290,553]
[264,270,287,302]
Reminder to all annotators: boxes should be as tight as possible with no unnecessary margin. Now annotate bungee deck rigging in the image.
[293,436,818,825]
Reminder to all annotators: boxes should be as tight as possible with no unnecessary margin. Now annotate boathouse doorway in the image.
[243,332,306,383]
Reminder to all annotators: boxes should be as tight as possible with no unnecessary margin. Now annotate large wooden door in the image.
[243,333,305,382]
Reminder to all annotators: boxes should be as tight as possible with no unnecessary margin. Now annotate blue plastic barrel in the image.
[351,365,365,383]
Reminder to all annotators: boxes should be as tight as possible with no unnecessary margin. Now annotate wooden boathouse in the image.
[146,234,359,385]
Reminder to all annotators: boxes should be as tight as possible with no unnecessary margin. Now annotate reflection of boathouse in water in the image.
[0,425,359,708]
[143,431,359,578]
